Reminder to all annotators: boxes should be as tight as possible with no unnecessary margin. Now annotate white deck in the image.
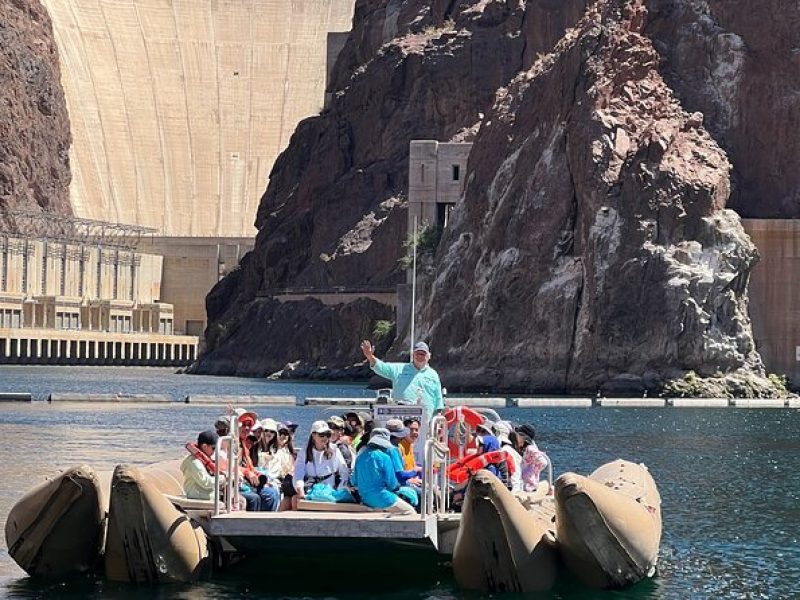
[208,511,439,542]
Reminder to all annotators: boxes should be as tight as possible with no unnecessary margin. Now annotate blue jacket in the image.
[388,445,418,484]
[479,435,502,478]
[352,446,400,509]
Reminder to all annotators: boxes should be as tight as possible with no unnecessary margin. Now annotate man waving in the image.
[360,339,444,417]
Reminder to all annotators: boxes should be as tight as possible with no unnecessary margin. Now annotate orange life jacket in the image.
[447,449,515,485]
[185,442,227,475]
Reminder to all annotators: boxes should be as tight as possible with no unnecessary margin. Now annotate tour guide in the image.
[360,339,444,416]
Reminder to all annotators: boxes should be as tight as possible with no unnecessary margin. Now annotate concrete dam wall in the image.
[42,0,354,236]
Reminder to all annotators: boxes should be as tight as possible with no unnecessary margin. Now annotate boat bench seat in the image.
[164,494,222,511]
[297,500,383,513]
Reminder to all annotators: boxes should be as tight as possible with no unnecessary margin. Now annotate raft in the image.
[555,459,661,589]
[4,465,105,578]
[104,464,210,583]
[452,469,559,593]
[5,459,196,579]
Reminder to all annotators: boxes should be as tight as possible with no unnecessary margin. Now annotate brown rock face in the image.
[645,0,800,217]
[198,0,785,394]
[415,0,769,394]
[197,0,586,376]
[0,0,71,217]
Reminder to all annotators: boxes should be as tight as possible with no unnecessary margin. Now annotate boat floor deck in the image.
[208,511,441,541]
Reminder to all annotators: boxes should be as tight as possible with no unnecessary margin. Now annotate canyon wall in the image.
[198,0,796,394]
[0,0,71,218]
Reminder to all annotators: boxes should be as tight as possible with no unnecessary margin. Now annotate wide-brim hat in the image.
[368,428,392,449]
[386,418,409,439]
[237,411,258,427]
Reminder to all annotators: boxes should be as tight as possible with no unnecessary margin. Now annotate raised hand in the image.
[360,340,374,360]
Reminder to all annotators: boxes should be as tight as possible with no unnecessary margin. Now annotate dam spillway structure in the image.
[42,0,354,237]
[23,0,355,340]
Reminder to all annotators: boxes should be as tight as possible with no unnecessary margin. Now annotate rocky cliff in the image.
[194,0,587,377]
[645,0,800,218]
[0,0,71,218]
[197,0,792,394]
[415,0,771,396]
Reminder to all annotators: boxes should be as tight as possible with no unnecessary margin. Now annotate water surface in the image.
[1,367,798,598]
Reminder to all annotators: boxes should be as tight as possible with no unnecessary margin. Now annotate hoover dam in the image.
[42,0,354,236]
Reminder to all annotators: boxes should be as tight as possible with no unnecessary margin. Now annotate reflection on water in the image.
[1,367,799,599]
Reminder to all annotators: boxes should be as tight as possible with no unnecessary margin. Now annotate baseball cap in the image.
[197,430,219,447]
[494,421,512,444]
[261,418,278,432]
[311,420,331,435]
[413,341,429,353]
[285,421,298,431]
[327,416,345,429]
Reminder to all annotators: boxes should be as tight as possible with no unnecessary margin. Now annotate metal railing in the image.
[421,415,449,518]
[213,416,240,515]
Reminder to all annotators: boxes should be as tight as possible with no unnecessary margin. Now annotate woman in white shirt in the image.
[291,420,350,510]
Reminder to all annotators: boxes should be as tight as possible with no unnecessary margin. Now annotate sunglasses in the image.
[316,431,331,437]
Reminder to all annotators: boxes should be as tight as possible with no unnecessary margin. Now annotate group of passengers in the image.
[475,420,550,493]
[181,409,426,515]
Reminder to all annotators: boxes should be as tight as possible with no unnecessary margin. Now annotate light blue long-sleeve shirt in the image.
[352,446,400,509]
[372,359,444,416]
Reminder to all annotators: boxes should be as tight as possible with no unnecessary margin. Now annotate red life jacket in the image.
[447,449,515,485]
[185,442,227,475]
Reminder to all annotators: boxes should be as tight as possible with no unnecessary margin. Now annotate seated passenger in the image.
[270,423,296,511]
[238,412,280,512]
[256,418,279,468]
[181,430,224,501]
[385,419,422,486]
[328,416,354,469]
[351,429,415,515]
[494,421,523,493]
[345,412,365,448]
[514,424,550,492]
[292,420,350,510]
[214,415,230,438]
[401,418,423,469]
[475,434,511,489]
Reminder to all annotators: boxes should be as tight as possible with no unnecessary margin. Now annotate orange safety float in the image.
[447,450,515,486]
[444,406,485,458]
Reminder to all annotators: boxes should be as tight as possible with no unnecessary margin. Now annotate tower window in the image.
[452,164,460,181]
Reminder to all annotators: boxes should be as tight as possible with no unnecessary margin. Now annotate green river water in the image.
[0,366,798,599]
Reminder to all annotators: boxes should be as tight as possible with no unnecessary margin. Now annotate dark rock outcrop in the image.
[0,0,71,218]
[191,296,394,379]
[645,0,800,218]
[415,0,771,395]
